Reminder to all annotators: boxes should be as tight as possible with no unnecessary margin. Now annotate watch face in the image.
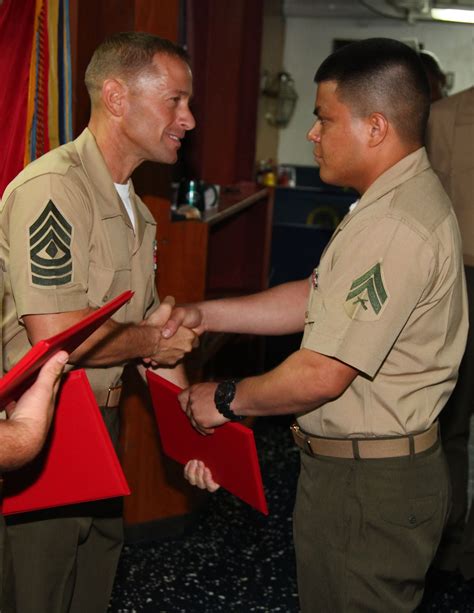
[214,380,243,421]
[215,380,235,406]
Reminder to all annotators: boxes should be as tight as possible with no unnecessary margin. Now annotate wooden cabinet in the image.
[120,185,273,539]
[150,184,272,303]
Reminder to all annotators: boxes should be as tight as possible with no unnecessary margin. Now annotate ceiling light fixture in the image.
[431,7,474,23]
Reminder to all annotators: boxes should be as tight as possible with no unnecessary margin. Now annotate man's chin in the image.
[318,167,335,186]
[152,151,178,165]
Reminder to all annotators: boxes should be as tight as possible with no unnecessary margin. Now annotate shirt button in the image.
[408,514,417,525]
[103,295,109,302]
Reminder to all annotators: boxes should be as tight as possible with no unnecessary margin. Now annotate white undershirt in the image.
[114,181,136,231]
[349,199,359,213]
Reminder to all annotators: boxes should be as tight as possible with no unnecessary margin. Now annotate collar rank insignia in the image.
[311,267,319,289]
[153,239,158,272]
[29,200,73,287]
[344,262,388,321]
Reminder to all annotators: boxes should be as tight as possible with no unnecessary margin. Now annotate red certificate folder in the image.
[146,371,269,515]
[1,369,130,515]
[0,290,133,405]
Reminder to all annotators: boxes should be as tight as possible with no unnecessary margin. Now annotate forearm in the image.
[0,350,67,471]
[68,318,163,366]
[0,419,48,471]
[198,279,310,336]
[23,305,195,368]
[231,349,358,417]
[23,310,162,366]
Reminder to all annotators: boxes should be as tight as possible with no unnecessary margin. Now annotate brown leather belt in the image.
[291,421,439,459]
[94,385,123,408]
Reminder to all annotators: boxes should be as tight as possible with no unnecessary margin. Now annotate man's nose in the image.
[307,121,320,142]
[180,106,196,131]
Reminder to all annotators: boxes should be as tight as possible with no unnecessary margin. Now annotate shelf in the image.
[203,184,269,226]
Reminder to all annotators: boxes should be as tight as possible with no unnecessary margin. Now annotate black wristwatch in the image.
[214,379,244,421]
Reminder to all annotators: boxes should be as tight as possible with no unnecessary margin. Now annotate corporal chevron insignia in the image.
[344,262,388,320]
[29,200,73,287]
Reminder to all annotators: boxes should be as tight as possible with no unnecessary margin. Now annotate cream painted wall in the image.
[277,17,474,165]
[255,0,286,166]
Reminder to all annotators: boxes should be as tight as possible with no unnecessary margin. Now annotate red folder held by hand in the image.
[0,290,133,405]
[146,371,268,515]
[1,369,130,515]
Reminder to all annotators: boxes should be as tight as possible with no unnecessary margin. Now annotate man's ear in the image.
[367,112,389,147]
[101,79,127,117]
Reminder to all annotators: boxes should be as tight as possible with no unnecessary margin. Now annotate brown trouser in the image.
[5,406,122,613]
[293,440,450,612]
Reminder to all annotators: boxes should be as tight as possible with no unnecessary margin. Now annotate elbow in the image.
[306,359,358,405]
[322,363,358,402]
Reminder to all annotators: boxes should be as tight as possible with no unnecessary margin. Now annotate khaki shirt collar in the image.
[74,128,155,249]
[339,147,430,229]
[75,128,124,221]
[317,148,430,260]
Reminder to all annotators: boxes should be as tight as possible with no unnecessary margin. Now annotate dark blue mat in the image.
[109,418,474,612]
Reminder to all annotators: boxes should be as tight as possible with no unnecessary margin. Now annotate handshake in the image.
[141,296,203,367]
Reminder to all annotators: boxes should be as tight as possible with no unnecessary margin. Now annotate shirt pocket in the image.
[88,262,131,322]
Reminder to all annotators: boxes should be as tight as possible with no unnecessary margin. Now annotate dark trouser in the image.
[5,406,123,613]
[293,440,450,613]
[0,513,16,613]
[435,265,474,578]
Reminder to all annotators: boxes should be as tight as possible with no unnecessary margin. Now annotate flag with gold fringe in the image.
[0,0,72,194]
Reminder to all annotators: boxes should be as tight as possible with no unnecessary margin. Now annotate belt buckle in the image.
[290,423,315,456]
[106,384,122,407]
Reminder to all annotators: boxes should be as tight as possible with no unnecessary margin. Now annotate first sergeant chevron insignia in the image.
[29,200,73,287]
[344,262,389,320]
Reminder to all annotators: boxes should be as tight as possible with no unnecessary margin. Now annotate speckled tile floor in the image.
[109,417,474,613]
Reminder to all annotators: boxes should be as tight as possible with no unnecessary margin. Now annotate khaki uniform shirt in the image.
[0,269,4,420]
[298,148,467,438]
[426,87,474,268]
[0,128,159,401]
[0,269,3,377]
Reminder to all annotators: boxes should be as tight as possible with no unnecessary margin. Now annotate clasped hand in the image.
[142,297,203,366]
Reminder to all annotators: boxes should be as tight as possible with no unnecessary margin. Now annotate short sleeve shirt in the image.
[298,148,468,438]
[0,128,159,398]
[0,269,3,420]
[426,87,474,267]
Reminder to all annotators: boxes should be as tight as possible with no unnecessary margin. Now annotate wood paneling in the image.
[134,0,180,39]
[185,0,264,185]
[69,0,135,137]
[144,195,208,303]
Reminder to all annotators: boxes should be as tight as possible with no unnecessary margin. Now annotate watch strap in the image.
[214,379,244,422]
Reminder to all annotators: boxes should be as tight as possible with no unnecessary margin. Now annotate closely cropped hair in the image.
[315,38,431,144]
[85,32,189,104]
